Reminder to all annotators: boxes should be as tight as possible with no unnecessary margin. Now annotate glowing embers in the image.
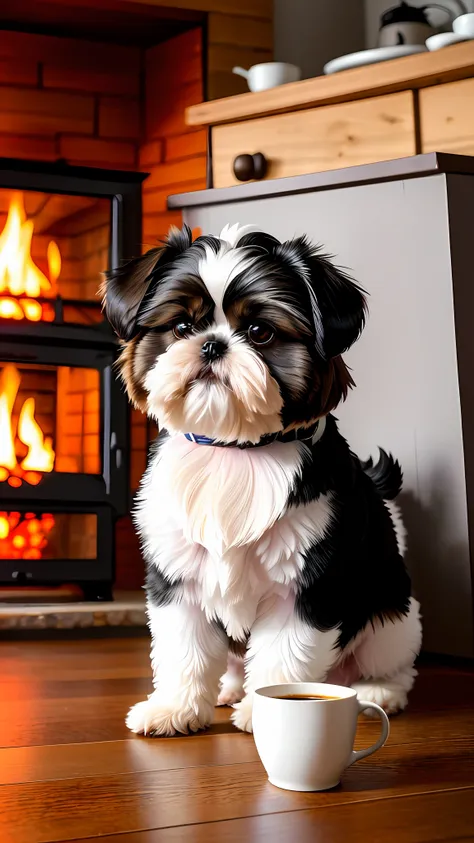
[0,193,61,322]
[0,364,55,487]
[0,511,55,560]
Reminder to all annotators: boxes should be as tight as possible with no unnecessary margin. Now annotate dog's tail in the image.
[361,449,403,500]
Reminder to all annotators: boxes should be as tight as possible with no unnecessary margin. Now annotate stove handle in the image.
[110,431,123,469]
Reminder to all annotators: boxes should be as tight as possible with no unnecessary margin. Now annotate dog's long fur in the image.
[102,223,422,735]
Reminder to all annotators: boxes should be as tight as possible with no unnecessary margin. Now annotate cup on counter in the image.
[232,62,301,93]
[453,13,474,37]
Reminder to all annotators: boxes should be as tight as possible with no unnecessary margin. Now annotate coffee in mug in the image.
[253,682,390,792]
[274,693,341,701]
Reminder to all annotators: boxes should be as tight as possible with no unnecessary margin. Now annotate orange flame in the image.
[0,193,59,321]
[0,511,55,560]
[0,364,55,487]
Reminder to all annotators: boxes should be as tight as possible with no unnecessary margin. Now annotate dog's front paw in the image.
[352,681,408,716]
[231,694,253,732]
[217,672,244,706]
[126,695,213,737]
[217,686,243,706]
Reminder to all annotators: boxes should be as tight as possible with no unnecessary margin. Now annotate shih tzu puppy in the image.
[102,223,422,736]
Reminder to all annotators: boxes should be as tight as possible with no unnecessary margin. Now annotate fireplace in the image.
[0,10,210,595]
[0,159,144,599]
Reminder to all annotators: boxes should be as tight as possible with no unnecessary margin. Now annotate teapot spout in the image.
[232,66,249,79]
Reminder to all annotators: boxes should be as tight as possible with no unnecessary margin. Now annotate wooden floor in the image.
[0,638,473,843]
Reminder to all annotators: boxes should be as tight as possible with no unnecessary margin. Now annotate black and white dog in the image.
[103,223,422,736]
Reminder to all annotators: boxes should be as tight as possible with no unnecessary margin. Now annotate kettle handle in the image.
[232,66,249,79]
[422,0,467,20]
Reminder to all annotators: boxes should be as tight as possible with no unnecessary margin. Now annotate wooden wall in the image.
[207,9,273,99]
[0,31,141,167]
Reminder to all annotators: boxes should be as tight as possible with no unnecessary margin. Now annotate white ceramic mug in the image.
[253,682,390,792]
[453,12,474,36]
[232,62,301,93]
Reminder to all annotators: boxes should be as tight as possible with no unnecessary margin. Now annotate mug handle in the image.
[348,700,390,766]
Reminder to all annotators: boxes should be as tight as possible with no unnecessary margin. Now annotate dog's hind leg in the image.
[217,651,245,706]
[351,597,422,715]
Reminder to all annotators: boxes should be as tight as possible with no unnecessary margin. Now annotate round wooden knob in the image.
[233,152,268,182]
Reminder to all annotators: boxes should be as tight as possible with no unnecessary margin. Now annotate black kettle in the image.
[378,1,465,47]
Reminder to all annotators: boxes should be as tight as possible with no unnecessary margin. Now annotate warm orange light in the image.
[18,397,55,473]
[27,520,39,534]
[29,534,43,548]
[0,516,9,540]
[47,241,61,292]
[0,363,19,473]
[0,297,23,319]
[20,299,42,321]
[0,193,61,321]
[0,364,55,487]
[24,548,42,560]
[0,511,55,560]
[12,535,26,549]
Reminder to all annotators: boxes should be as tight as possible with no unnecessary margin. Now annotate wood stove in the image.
[0,158,145,599]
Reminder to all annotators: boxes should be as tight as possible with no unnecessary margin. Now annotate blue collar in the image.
[184,418,325,449]
[184,433,217,446]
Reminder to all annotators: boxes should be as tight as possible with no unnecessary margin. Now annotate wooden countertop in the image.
[186,41,474,127]
[168,152,474,209]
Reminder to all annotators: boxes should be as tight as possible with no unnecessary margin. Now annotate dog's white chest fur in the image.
[136,435,334,639]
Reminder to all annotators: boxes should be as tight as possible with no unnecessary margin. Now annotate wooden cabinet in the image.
[421,78,474,156]
[212,92,416,188]
[187,42,474,187]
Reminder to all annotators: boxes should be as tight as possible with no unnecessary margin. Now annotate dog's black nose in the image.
[201,339,227,362]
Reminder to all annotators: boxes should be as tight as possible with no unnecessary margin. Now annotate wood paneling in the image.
[0,29,140,66]
[208,13,273,50]
[33,0,273,19]
[143,156,207,190]
[0,58,38,86]
[0,642,472,843]
[206,7,273,101]
[207,43,273,100]
[421,77,474,156]
[43,58,140,97]
[58,136,137,168]
[166,129,207,160]
[0,87,95,136]
[212,92,416,187]
[143,180,207,214]
[139,140,165,168]
[187,40,474,127]
[0,134,57,161]
[147,82,204,138]
[98,97,141,140]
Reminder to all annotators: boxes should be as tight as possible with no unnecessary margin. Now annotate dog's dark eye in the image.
[173,321,193,340]
[248,323,274,346]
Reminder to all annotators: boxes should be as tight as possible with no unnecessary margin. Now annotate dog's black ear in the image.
[102,224,193,341]
[276,236,367,359]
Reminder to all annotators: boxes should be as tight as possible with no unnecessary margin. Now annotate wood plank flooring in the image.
[0,638,473,843]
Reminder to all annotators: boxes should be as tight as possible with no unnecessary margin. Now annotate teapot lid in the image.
[381,1,431,26]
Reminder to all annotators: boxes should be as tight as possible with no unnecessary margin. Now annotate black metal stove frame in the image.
[0,159,146,599]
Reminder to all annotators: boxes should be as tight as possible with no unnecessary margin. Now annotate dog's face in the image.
[102,224,366,444]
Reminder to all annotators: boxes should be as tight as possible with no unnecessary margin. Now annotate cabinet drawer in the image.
[421,78,474,155]
[211,91,416,188]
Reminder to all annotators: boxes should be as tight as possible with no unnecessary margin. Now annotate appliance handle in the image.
[422,1,468,20]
